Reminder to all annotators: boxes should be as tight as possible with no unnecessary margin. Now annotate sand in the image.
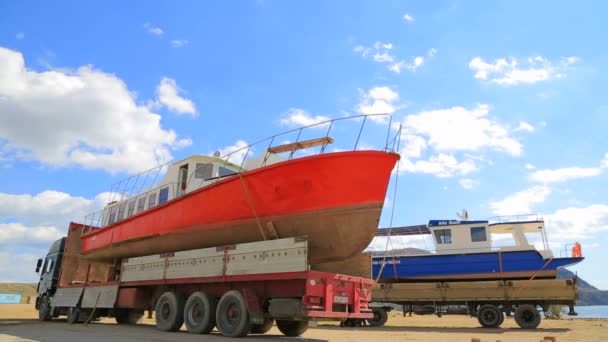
[1,304,606,341]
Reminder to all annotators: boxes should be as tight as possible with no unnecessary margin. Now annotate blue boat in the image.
[373,215,584,282]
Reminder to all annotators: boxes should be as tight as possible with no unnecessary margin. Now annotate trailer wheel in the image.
[184,292,216,334]
[216,290,251,337]
[276,320,309,337]
[250,318,274,334]
[115,309,144,325]
[38,295,52,321]
[477,304,502,328]
[155,291,185,332]
[367,307,388,327]
[514,304,541,329]
[66,306,81,324]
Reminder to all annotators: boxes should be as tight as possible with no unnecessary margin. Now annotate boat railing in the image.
[83,113,399,230]
[372,245,541,258]
[488,214,544,224]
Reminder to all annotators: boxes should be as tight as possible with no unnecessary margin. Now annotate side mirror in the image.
[35,258,43,273]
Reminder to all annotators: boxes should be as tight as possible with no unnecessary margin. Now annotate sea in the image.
[571,305,608,319]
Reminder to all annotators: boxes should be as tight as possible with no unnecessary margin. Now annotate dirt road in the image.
[1,304,606,342]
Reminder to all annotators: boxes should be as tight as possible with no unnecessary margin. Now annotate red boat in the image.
[80,115,400,265]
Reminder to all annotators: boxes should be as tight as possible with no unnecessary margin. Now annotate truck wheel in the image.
[276,320,308,337]
[477,304,502,328]
[38,295,52,321]
[216,290,251,337]
[115,309,144,324]
[184,292,216,334]
[514,304,541,329]
[66,306,81,324]
[250,318,274,334]
[367,307,388,327]
[155,291,185,332]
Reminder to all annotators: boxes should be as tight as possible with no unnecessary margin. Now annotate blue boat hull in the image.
[372,250,583,281]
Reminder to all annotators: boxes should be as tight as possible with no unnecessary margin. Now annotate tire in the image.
[155,291,185,332]
[514,304,541,329]
[38,295,52,321]
[66,306,81,324]
[184,292,216,334]
[367,307,388,327]
[250,318,274,334]
[477,304,502,328]
[276,320,308,337]
[216,290,251,337]
[115,309,144,325]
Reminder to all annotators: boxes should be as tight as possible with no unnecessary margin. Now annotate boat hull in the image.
[81,151,400,265]
[372,251,584,282]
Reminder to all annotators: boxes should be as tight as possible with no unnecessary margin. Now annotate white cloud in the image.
[545,204,608,241]
[144,23,164,36]
[0,252,41,283]
[171,39,189,48]
[529,167,602,183]
[357,86,400,122]
[525,163,536,170]
[602,153,608,168]
[428,48,437,58]
[401,104,523,156]
[212,140,251,166]
[16,32,25,40]
[156,77,197,115]
[353,42,427,74]
[469,55,578,86]
[400,153,477,178]
[0,47,188,174]
[514,121,535,133]
[459,178,475,189]
[403,13,415,22]
[490,186,551,215]
[0,223,64,245]
[280,108,330,127]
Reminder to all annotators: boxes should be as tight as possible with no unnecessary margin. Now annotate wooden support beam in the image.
[267,137,334,154]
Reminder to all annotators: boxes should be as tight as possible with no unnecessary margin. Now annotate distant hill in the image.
[557,268,608,306]
[0,283,37,297]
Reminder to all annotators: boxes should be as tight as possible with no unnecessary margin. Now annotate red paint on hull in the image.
[81,151,400,264]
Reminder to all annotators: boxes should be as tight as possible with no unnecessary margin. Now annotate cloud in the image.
[357,86,400,122]
[156,77,197,115]
[353,42,428,74]
[16,32,25,40]
[0,223,64,245]
[401,104,523,156]
[144,23,164,36]
[428,48,437,58]
[403,14,415,22]
[602,153,608,168]
[490,186,551,215]
[212,140,251,166]
[530,167,603,183]
[400,154,477,178]
[0,252,41,283]
[514,121,535,133]
[525,163,536,170]
[469,55,578,86]
[459,178,475,189]
[0,47,189,174]
[545,204,608,241]
[280,108,330,127]
[171,39,189,48]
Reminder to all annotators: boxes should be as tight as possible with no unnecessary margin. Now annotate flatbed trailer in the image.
[34,223,373,337]
[357,278,578,329]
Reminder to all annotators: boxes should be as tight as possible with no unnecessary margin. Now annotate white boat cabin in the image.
[98,153,286,228]
[427,216,552,257]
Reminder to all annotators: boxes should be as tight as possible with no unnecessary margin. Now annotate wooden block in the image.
[267,137,334,154]
[471,339,481,342]
[543,337,556,342]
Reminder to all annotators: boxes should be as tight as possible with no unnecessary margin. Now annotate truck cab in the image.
[35,237,65,319]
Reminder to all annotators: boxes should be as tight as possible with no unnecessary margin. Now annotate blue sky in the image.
[1,1,607,289]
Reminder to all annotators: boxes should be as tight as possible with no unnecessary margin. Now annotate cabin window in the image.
[137,197,146,213]
[127,200,136,217]
[471,226,487,242]
[108,205,118,224]
[434,229,452,244]
[159,187,169,205]
[195,163,213,180]
[219,166,236,177]
[45,258,54,274]
[117,202,127,221]
[148,193,157,208]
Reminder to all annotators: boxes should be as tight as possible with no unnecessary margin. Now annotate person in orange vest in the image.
[571,242,582,257]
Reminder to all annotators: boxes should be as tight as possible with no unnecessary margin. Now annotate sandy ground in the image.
[1,304,606,342]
